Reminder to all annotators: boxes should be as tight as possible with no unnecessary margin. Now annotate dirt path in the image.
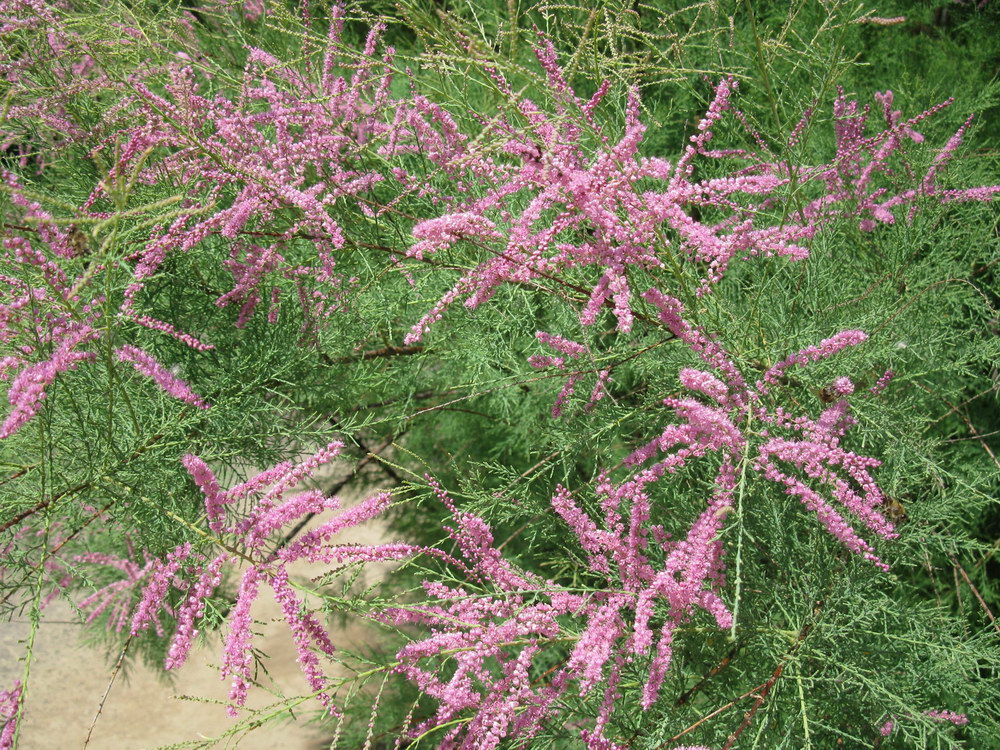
[0,479,397,750]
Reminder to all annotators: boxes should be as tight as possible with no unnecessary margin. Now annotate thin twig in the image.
[914,381,1000,471]
[0,482,89,534]
[721,623,813,750]
[328,345,424,364]
[1,429,168,533]
[273,434,402,553]
[948,553,1000,634]
[83,636,133,749]
[660,682,765,748]
[676,644,741,706]
[47,501,115,557]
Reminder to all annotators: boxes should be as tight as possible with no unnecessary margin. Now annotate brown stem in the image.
[948,553,1000,634]
[721,623,813,750]
[82,635,133,749]
[330,345,424,363]
[662,681,769,748]
[271,434,402,553]
[47,501,115,557]
[0,482,89,534]
[676,644,740,706]
[1,430,165,532]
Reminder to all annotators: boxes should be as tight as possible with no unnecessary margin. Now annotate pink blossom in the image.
[925,709,969,726]
[797,90,998,231]
[757,330,868,395]
[409,213,502,259]
[115,345,211,409]
[0,322,98,439]
[133,442,418,716]
[181,455,227,532]
[0,680,21,750]
[402,56,817,342]
[164,554,227,669]
[131,543,195,636]
[221,567,261,714]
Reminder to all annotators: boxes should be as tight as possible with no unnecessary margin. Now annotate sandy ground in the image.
[0,471,398,750]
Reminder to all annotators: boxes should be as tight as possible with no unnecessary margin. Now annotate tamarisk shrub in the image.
[382,295,902,748]
[127,441,433,716]
[1,1,999,749]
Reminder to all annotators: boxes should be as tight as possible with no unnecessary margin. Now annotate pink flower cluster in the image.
[128,441,420,716]
[385,458,735,748]
[105,13,406,346]
[385,290,902,747]
[115,345,210,409]
[402,57,999,344]
[880,708,969,736]
[0,680,20,750]
[0,174,220,438]
[403,49,817,343]
[385,478,584,748]
[0,173,106,438]
[0,0,104,165]
[790,89,1000,231]
[0,319,98,438]
[924,709,969,725]
[528,331,610,418]
[642,288,897,569]
[73,548,161,633]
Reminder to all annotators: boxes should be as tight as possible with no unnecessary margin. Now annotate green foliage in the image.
[0,0,998,748]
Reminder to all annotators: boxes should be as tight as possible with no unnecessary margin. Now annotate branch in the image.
[272,433,403,553]
[721,623,813,750]
[331,345,424,363]
[676,644,741,706]
[0,431,167,533]
[948,553,1000,634]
